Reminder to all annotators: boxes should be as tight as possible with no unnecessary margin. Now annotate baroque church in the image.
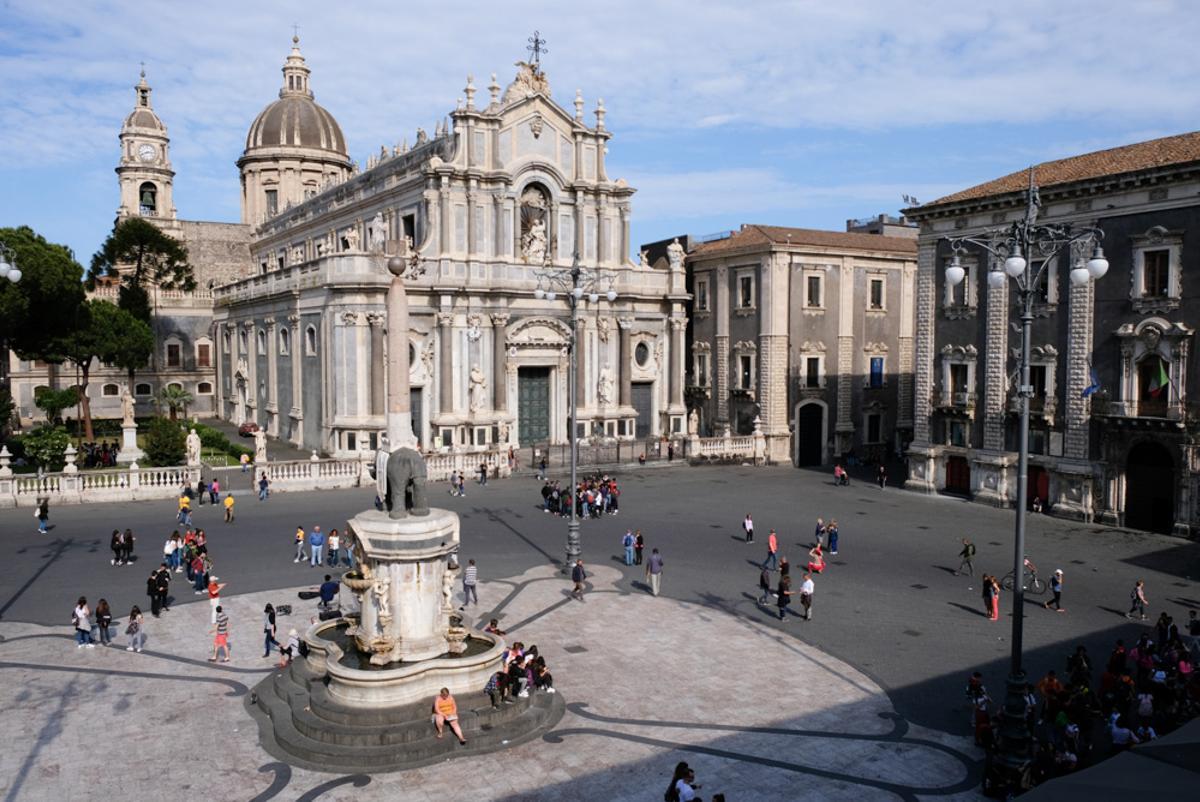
[8,37,686,457]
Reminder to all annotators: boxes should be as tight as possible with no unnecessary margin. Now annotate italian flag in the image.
[1148,358,1169,397]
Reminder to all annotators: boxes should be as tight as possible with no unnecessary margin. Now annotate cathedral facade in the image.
[212,40,686,455]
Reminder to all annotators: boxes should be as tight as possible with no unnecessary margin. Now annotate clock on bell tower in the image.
[116,68,176,221]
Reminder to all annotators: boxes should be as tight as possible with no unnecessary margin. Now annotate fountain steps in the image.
[250,660,566,771]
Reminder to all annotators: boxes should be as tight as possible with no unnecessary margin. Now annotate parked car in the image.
[238,421,260,437]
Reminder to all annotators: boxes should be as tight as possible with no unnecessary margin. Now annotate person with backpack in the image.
[621,530,635,566]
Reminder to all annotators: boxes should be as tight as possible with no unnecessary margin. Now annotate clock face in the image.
[137,144,157,163]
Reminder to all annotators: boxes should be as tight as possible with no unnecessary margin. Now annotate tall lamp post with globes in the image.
[533,254,618,569]
[942,170,1107,790]
[0,241,23,429]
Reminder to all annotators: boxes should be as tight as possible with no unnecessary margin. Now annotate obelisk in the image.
[385,255,418,449]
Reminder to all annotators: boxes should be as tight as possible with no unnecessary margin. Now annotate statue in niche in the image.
[667,237,685,269]
[519,185,549,265]
[344,225,360,251]
[597,366,615,406]
[469,365,488,413]
[688,408,699,436]
[368,212,387,253]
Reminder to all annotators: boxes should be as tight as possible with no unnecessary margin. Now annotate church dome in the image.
[243,37,348,158]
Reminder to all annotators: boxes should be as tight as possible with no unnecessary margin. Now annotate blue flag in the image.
[1082,368,1101,398]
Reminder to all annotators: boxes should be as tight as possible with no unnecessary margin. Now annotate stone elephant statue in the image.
[385,447,430,518]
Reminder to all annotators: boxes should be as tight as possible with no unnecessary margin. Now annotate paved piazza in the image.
[1,465,1196,800]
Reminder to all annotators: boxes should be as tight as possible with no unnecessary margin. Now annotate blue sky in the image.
[2,0,1199,266]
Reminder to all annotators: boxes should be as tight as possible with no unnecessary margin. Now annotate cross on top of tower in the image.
[526,30,548,69]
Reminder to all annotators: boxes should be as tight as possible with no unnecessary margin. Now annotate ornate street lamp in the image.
[0,241,22,283]
[942,170,1107,790]
[533,254,618,568]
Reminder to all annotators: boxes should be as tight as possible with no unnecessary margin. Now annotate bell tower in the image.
[116,68,176,222]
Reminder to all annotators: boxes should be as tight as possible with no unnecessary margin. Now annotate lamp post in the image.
[942,170,1107,789]
[0,241,22,430]
[533,255,618,568]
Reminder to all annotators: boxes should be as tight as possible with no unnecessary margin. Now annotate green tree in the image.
[108,309,154,386]
[88,217,193,324]
[61,300,144,441]
[34,386,78,423]
[157,384,194,421]
[22,424,70,471]
[0,387,14,433]
[0,226,87,361]
[143,416,185,466]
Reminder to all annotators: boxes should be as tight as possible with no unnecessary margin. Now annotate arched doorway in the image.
[795,403,824,466]
[1125,441,1175,534]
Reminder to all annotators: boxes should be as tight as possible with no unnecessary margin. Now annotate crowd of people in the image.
[537,474,621,517]
[751,513,837,622]
[969,614,1200,789]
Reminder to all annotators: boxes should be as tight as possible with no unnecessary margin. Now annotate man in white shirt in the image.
[743,513,754,544]
[800,573,815,620]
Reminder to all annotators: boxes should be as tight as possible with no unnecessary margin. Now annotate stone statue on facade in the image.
[469,365,488,413]
[597,367,615,406]
[522,218,547,265]
[639,249,650,269]
[372,574,391,621]
[688,408,699,436]
[667,237,685,269]
[121,391,136,427]
[253,429,267,463]
[441,559,457,611]
[503,61,551,105]
[368,212,387,253]
[185,428,202,466]
[344,225,360,252]
[415,127,428,145]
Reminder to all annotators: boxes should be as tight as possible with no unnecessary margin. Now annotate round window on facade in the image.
[635,342,650,367]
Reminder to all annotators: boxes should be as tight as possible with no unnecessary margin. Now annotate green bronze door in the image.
[518,367,551,444]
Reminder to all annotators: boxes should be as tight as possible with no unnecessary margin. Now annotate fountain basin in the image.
[305,618,504,707]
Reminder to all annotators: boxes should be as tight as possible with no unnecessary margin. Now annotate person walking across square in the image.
[646,548,664,597]
[762,530,779,571]
[743,513,754,544]
[1126,580,1148,620]
[570,559,587,600]
[223,492,235,523]
[800,572,815,620]
[956,538,976,577]
[1044,569,1065,612]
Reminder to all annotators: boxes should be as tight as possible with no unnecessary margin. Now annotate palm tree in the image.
[158,384,193,421]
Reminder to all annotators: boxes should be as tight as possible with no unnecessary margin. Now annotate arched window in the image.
[305,325,318,356]
[197,382,214,395]
[139,182,157,216]
[135,383,152,397]
[256,329,267,353]
[167,382,183,392]
[222,331,231,354]
[102,383,120,397]
[279,327,291,355]
[239,330,248,353]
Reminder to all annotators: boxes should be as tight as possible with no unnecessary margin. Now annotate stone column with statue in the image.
[116,391,145,465]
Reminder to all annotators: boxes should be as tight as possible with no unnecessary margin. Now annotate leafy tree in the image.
[108,309,154,386]
[0,226,87,361]
[22,425,70,471]
[61,300,144,441]
[88,217,193,323]
[34,386,78,423]
[143,416,185,466]
[158,384,194,421]
[0,387,14,433]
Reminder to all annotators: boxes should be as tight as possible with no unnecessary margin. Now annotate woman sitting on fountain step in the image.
[432,688,467,745]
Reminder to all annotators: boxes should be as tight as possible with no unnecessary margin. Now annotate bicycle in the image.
[1000,568,1046,594]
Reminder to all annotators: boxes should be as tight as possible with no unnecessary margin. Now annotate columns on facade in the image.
[367,312,386,417]
[897,263,916,431]
[1064,244,1095,460]
[618,318,633,407]
[669,316,686,409]
[714,265,730,432]
[982,255,1009,451]
[906,239,940,493]
[835,259,855,453]
[437,311,454,414]
[576,317,588,408]
[491,313,509,411]
[243,321,257,415]
[264,318,278,412]
[288,315,302,443]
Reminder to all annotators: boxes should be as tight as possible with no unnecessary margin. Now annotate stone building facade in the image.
[213,44,686,456]
[684,224,917,465]
[904,131,1200,536]
[7,71,251,426]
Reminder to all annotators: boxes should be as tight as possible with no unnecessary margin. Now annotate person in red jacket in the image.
[761,530,779,571]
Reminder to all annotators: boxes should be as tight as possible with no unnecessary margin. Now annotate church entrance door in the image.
[795,403,823,466]
[517,367,551,444]
[631,383,653,438]
[1125,441,1174,534]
